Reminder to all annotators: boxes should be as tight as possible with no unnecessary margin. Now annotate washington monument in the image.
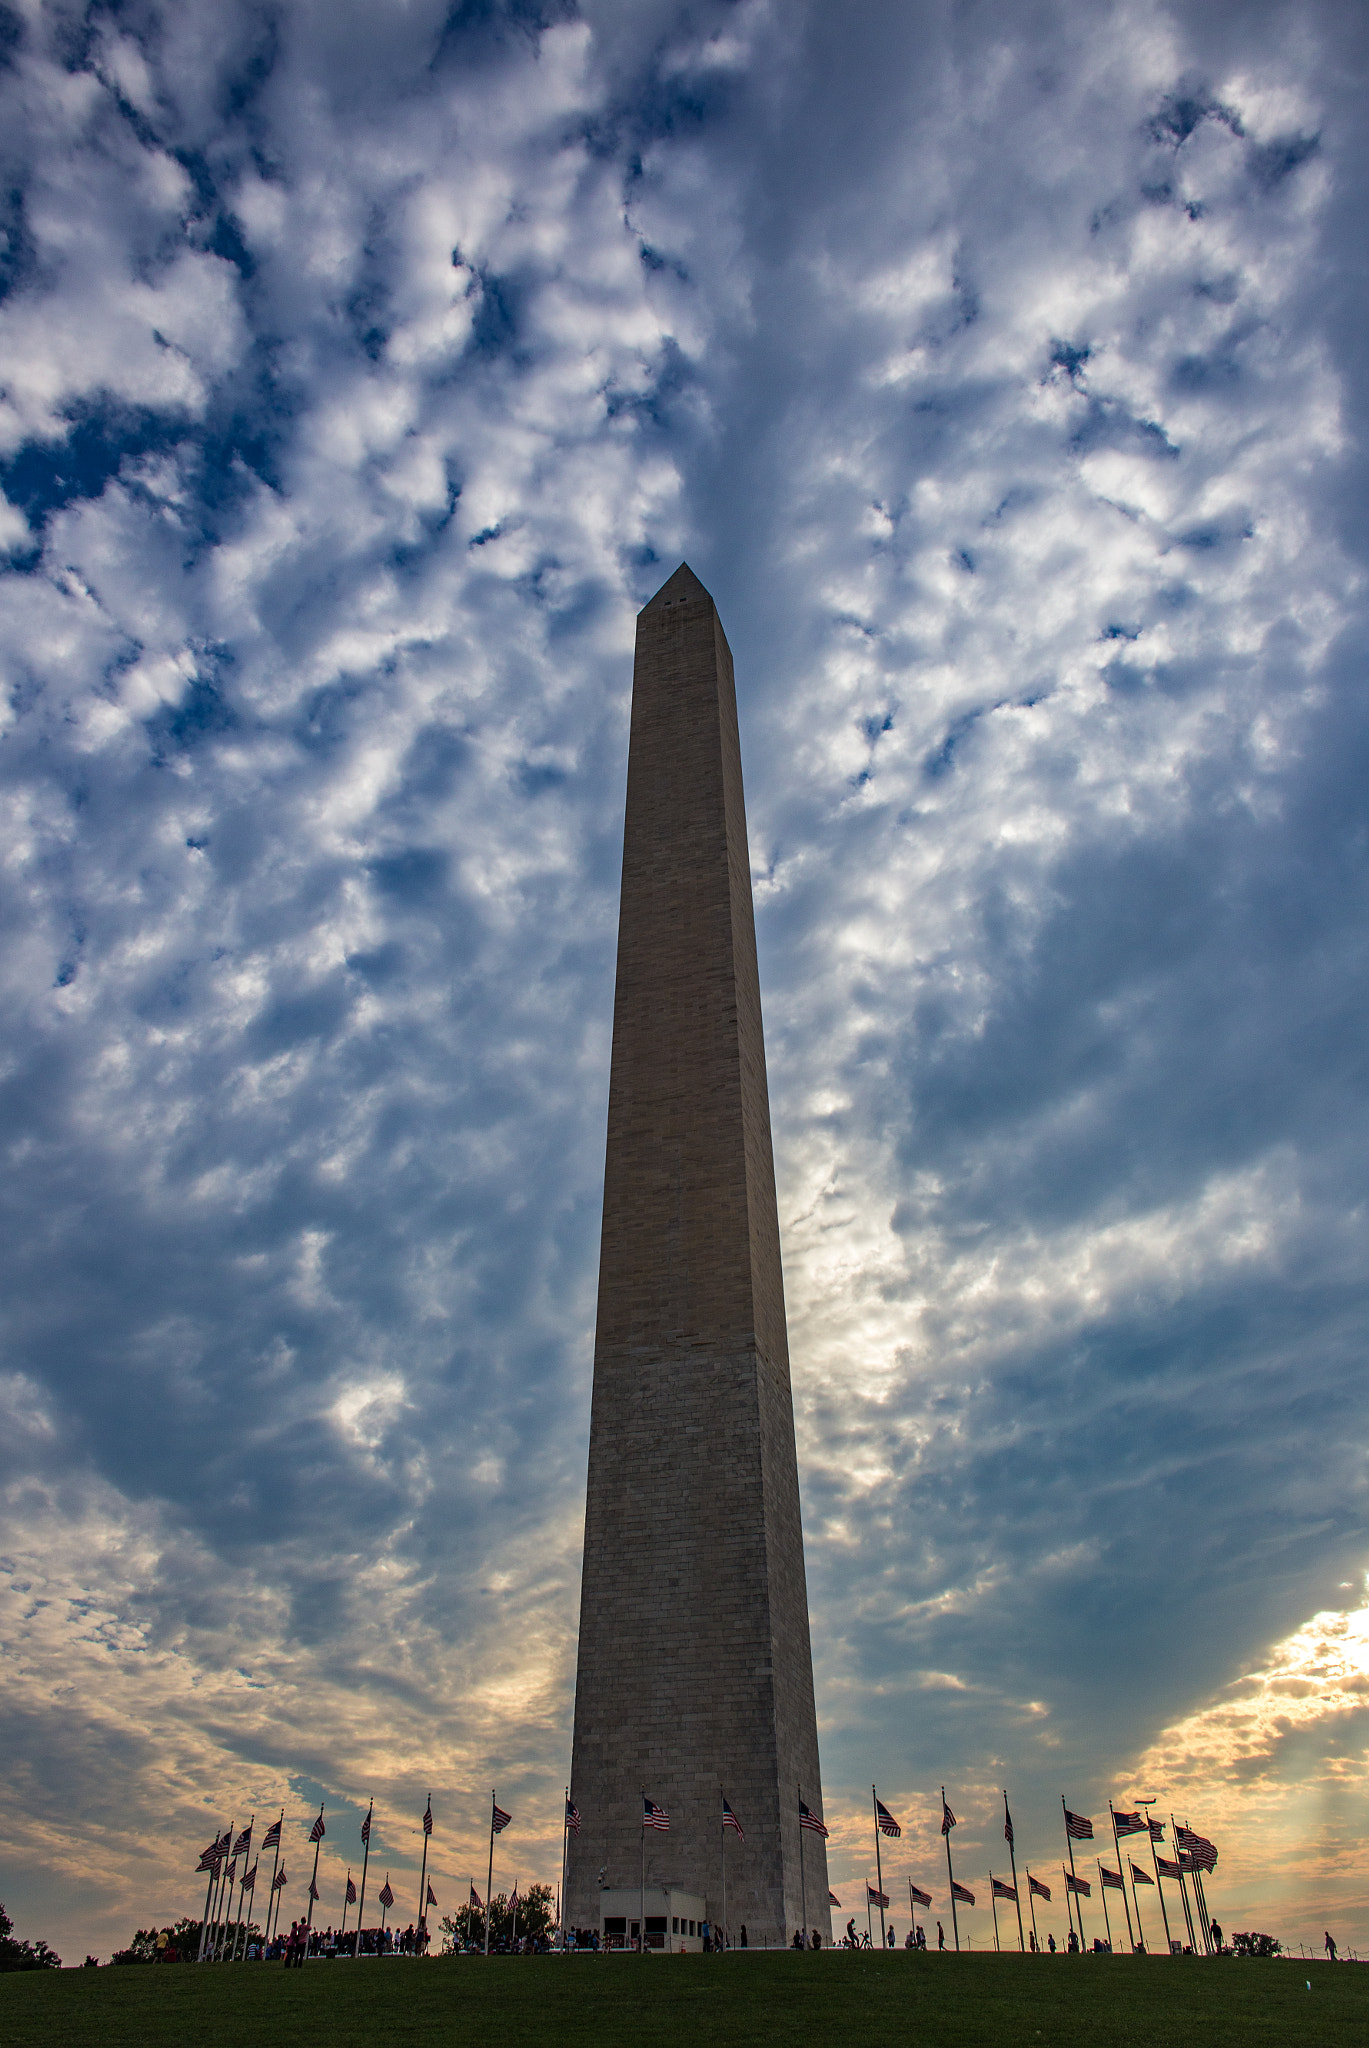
[565,563,829,1948]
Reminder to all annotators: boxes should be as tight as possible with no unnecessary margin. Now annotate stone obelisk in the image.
[565,563,829,1948]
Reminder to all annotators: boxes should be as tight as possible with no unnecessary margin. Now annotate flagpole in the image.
[224,1847,242,1963]
[1198,1866,1216,1952]
[205,1824,227,1960]
[417,1797,432,1950]
[1061,1798,1085,1948]
[217,1823,242,1962]
[1096,1860,1112,1953]
[306,1804,324,1940]
[1003,1793,1024,1952]
[1197,1866,1215,1952]
[560,1788,570,1950]
[1187,1838,1213,1955]
[942,1789,960,1953]
[356,1801,373,1958]
[638,1792,645,1957]
[871,1787,886,1949]
[721,1796,727,1955]
[1136,1802,1172,1953]
[234,1825,255,1961]
[1024,1866,1039,1952]
[1170,1811,1197,1952]
[1188,1835,1214,1955]
[990,1874,1001,1953]
[266,1809,283,1950]
[486,1794,496,1958]
[231,1821,254,1960]
[210,1819,234,1960]
[798,1785,809,1945]
[195,1836,222,1961]
[1108,1803,1137,1953]
[1128,1859,1147,1953]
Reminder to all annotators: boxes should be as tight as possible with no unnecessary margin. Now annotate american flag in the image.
[469,1885,482,1909]
[1028,1875,1051,1901]
[240,1865,257,1892]
[361,1806,372,1846]
[309,1809,326,1844]
[345,1876,357,1904]
[427,1882,438,1907]
[643,1797,669,1832]
[1112,1809,1146,1837]
[991,1878,1017,1901]
[722,1800,744,1839]
[423,1799,433,1838]
[799,1801,828,1837]
[196,1838,223,1873]
[1175,1827,1217,1871]
[492,1798,512,1835]
[1099,1866,1124,1891]
[273,1867,288,1890]
[941,1802,957,1835]
[566,1798,581,1836]
[1003,1798,1015,1847]
[1064,1809,1094,1841]
[867,1885,889,1908]
[308,1878,319,1901]
[1064,1871,1090,1896]
[951,1881,975,1906]
[510,1881,519,1907]
[1130,1863,1154,1887]
[1148,1818,1165,1843]
[262,1818,282,1850]
[909,1884,932,1908]
[875,1797,901,1838]
[1155,1856,1182,1880]
[225,1859,237,1884]
[828,1890,842,1907]
[378,1879,394,1910]
[233,1825,253,1856]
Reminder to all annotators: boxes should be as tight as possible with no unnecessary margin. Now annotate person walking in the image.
[937,1921,946,1951]
[1325,1931,1338,1962]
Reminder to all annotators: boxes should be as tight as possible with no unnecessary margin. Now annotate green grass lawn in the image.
[1,1951,1361,2048]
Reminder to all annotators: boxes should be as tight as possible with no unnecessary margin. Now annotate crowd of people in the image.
[243,1919,432,1963]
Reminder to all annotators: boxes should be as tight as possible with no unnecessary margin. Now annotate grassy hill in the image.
[1,1948,1362,2047]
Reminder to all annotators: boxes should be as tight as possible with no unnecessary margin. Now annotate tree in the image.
[440,1885,556,1952]
[1230,1931,1282,1959]
[0,1903,61,1972]
[111,1917,239,1963]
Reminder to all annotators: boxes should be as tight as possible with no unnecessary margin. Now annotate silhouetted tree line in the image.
[440,1884,556,1951]
[110,1916,221,1963]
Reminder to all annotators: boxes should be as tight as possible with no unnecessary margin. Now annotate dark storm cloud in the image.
[0,0,1366,1960]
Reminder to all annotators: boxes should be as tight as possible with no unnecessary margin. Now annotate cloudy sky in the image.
[2,0,1367,1963]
